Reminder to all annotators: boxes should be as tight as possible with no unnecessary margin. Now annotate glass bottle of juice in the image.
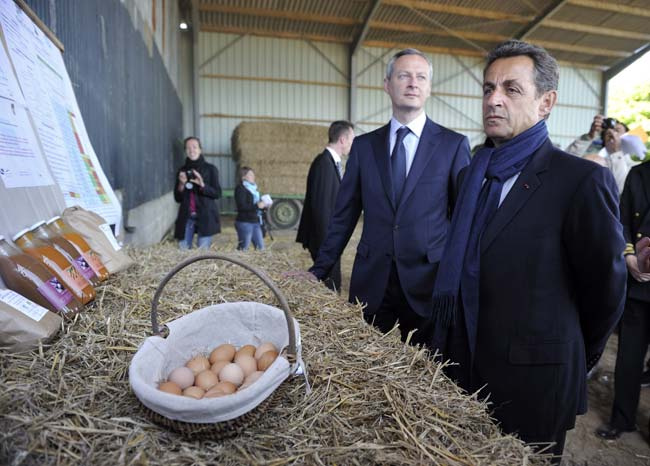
[46,216,109,281]
[13,224,96,304]
[0,235,83,319]
[31,221,101,287]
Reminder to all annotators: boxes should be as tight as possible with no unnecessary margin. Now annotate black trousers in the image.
[309,248,341,293]
[610,298,650,429]
[363,262,432,347]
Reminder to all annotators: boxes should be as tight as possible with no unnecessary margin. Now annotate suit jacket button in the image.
[635,212,640,217]
[394,225,399,230]
[638,233,643,238]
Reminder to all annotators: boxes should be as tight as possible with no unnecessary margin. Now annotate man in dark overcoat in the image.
[431,40,627,463]
[296,121,355,292]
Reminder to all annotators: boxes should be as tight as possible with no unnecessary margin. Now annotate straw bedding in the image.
[0,242,551,465]
[231,122,328,195]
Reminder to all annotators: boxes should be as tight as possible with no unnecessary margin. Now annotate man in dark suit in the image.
[311,49,471,347]
[297,121,355,292]
[431,40,627,463]
[597,161,650,440]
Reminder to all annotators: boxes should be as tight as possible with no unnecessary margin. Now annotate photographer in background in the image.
[568,115,641,194]
[566,114,628,157]
[174,136,222,249]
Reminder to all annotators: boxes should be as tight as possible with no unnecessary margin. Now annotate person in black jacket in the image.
[597,161,650,440]
[296,120,354,292]
[234,167,265,251]
[174,136,222,249]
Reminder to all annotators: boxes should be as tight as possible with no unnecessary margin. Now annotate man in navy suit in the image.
[297,120,355,292]
[310,49,471,346]
[431,40,627,463]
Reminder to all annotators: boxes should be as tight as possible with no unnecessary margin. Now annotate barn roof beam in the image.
[351,0,382,55]
[517,0,569,40]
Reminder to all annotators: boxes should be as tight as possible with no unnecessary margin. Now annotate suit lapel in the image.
[480,139,553,254]
[399,118,441,209]
[372,124,395,209]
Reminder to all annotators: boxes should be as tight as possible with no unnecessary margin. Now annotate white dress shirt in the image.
[388,111,427,176]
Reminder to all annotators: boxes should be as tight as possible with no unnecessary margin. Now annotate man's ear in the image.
[539,90,557,119]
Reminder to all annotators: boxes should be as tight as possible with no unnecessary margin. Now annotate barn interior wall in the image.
[198,33,602,177]
[23,0,190,244]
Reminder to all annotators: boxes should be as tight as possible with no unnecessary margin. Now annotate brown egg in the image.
[159,381,182,395]
[257,350,278,371]
[209,343,236,364]
[254,342,278,360]
[195,370,219,391]
[219,363,244,387]
[210,360,229,377]
[205,381,237,398]
[234,354,258,377]
[186,355,210,375]
[183,386,205,399]
[239,371,264,390]
[236,344,256,359]
[168,366,194,389]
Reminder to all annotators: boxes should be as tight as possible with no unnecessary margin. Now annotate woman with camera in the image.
[174,136,222,249]
[234,167,266,251]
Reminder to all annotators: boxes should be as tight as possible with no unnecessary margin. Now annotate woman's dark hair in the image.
[183,136,202,149]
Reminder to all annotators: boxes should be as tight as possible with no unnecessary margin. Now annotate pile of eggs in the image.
[158,342,278,399]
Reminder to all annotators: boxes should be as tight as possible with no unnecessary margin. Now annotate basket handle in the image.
[151,253,296,361]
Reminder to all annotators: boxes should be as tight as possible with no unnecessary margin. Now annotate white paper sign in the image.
[99,223,121,251]
[0,288,48,321]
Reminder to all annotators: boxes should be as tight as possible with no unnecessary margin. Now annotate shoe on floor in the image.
[595,423,637,440]
[641,369,650,388]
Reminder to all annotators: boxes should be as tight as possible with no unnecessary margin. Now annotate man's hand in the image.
[636,237,650,274]
[588,114,604,139]
[626,253,650,282]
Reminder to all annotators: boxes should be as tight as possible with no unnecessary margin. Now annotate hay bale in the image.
[0,242,552,465]
[232,122,329,196]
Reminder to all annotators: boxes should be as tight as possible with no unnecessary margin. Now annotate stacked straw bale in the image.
[231,122,329,195]
[0,242,551,465]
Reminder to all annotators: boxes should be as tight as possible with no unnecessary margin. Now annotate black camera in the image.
[184,169,194,190]
[601,117,618,141]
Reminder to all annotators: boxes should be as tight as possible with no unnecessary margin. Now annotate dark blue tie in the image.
[391,126,409,203]
[335,160,342,180]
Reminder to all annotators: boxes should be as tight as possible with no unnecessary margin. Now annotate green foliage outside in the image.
[609,81,650,161]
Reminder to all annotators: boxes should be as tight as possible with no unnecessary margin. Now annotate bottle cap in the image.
[28,221,46,231]
[12,228,31,242]
[46,216,61,225]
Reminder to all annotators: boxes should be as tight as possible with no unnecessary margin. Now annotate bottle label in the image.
[81,250,104,275]
[41,255,88,292]
[0,289,49,321]
[74,255,96,282]
[36,276,75,313]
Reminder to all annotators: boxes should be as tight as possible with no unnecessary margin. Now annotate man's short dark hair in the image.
[184,136,202,149]
[385,48,433,81]
[328,121,354,144]
[485,40,559,97]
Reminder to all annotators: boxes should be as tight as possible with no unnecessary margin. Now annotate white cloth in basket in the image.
[129,302,303,423]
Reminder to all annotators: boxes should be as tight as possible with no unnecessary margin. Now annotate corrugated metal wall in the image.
[197,33,350,192]
[198,33,601,168]
[24,0,185,211]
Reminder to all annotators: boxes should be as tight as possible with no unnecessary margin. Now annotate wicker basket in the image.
[129,253,303,438]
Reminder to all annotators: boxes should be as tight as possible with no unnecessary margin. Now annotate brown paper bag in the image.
[62,206,134,274]
[0,289,62,352]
